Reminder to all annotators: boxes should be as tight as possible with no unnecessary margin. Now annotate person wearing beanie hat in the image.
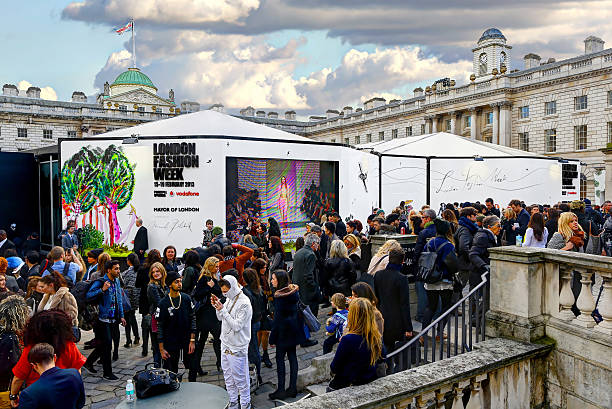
[157,272,198,381]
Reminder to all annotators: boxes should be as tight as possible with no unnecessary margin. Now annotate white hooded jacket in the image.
[216,275,252,353]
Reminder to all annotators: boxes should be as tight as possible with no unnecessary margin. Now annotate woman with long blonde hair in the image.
[547,212,585,251]
[328,298,382,390]
[367,239,401,276]
[147,261,167,367]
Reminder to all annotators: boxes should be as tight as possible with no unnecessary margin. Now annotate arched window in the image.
[500,51,507,70]
[479,53,488,75]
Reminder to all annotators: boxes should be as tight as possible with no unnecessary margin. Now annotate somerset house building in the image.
[238,28,612,201]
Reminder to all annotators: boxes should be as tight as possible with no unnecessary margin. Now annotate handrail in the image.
[387,270,490,358]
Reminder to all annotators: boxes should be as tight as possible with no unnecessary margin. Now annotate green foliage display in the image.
[80,224,104,250]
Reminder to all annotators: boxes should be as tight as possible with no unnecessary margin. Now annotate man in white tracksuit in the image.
[213,274,253,409]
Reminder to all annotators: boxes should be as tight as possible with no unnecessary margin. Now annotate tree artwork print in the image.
[61,145,136,246]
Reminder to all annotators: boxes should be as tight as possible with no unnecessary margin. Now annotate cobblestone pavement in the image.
[80,306,332,409]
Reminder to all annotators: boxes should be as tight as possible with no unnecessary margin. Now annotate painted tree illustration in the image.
[97,145,135,245]
[61,147,102,218]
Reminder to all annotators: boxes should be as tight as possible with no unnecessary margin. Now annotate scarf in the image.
[458,216,478,234]
[569,230,585,249]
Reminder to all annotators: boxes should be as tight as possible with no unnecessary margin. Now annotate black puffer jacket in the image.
[324,257,356,296]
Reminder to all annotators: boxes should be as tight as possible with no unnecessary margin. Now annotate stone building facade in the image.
[0,68,178,152]
[237,29,612,202]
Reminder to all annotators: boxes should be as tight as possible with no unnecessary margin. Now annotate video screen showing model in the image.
[226,157,339,241]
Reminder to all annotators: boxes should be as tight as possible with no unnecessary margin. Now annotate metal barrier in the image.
[387,271,490,372]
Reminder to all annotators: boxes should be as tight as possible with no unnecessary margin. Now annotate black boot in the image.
[262,350,273,368]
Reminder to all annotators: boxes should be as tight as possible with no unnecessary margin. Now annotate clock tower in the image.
[472,28,512,78]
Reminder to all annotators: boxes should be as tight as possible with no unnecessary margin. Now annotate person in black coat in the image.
[191,257,223,373]
[331,212,347,239]
[323,240,356,296]
[134,250,162,357]
[509,200,530,239]
[374,248,413,355]
[0,230,16,258]
[454,207,479,300]
[469,215,501,288]
[484,198,501,217]
[133,219,149,263]
[268,270,306,400]
[412,209,436,322]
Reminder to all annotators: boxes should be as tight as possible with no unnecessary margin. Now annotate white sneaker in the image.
[224,401,239,409]
[241,403,252,409]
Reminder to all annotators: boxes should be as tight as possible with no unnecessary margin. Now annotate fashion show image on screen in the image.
[226,157,339,241]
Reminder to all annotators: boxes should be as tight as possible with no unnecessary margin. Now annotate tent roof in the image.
[100,109,312,142]
[358,132,540,157]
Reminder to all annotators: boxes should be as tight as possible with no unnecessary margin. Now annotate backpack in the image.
[417,241,451,284]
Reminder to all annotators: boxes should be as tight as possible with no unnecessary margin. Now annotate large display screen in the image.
[226,157,339,241]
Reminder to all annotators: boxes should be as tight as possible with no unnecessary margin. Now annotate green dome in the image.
[112,68,157,90]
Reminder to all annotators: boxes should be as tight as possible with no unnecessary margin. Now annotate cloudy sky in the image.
[2,1,611,115]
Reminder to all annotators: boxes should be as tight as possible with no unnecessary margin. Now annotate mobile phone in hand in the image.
[211,294,219,303]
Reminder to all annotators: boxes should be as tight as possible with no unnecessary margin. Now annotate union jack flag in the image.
[115,20,133,35]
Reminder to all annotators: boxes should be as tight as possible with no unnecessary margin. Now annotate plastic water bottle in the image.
[125,379,135,402]
[516,235,523,247]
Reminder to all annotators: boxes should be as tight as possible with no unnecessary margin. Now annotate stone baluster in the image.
[558,266,576,321]
[594,273,612,335]
[435,387,452,408]
[415,391,435,408]
[573,268,596,328]
[450,380,471,409]
[465,376,486,409]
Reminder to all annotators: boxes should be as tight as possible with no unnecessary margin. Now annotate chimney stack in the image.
[523,53,541,69]
[285,110,296,120]
[342,106,353,116]
[267,112,278,119]
[2,84,18,96]
[26,86,41,99]
[584,36,604,54]
[71,91,87,103]
[256,110,266,118]
[413,87,424,98]
[326,109,340,119]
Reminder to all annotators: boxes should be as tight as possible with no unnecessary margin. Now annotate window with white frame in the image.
[545,101,556,116]
[580,178,587,200]
[608,122,612,144]
[392,129,398,139]
[355,135,361,145]
[486,112,493,125]
[420,124,425,134]
[445,119,451,131]
[406,126,413,136]
[138,106,145,116]
[465,116,471,128]
[43,129,53,139]
[118,105,127,111]
[574,125,587,150]
[344,137,350,145]
[67,131,77,138]
[366,134,372,143]
[518,132,529,151]
[608,91,612,106]
[545,129,556,153]
[17,128,27,138]
[519,106,529,119]
[379,131,384,141]
[574,95,588,110]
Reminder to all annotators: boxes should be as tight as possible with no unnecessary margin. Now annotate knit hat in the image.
[165,270,181,287]
[433,218,450,236]
[212,226,223,236]
[583,198,591,205]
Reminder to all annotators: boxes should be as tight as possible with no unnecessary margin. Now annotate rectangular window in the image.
[545,129,556,153]
[344,137,350,145]
[520,106,530,119]
[486,112,493,125]
[366,134,372,143]
[137,106,145,116]
[420,124,425,134]
[67,131,77,138]
[574,125,587,150]
[391,129,398,139]
[378,131,385,141]
[465,116,471,128]
[406,126,412,136]
[545,101,557,115]
[608,122,612,144]
[118,105,127,111]
[17,128,27,138]
[445,119,452,131]
[355,135,361,145]
[608,91,612,106]
[519,132,529,151]
[331,138,336,143]
[43,129,52,139]
[574,95,588,110]
[483,134,492,143]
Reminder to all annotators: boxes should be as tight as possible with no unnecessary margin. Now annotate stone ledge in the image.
[486,310,547,342]
[489,246,612,272]
[283,338,552,409]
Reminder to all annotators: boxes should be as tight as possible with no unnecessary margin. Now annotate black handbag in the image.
[133,363,182,399]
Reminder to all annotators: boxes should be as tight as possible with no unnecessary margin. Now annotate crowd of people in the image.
[300,181,337,223]
[0,195,609,408]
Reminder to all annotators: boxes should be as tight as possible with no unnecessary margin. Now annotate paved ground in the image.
[80,306,332,409]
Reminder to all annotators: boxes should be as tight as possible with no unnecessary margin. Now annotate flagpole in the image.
[131,18,136,68]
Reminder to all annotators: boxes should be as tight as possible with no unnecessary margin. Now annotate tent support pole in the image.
[426,157,431,205]
[378,153,382,209]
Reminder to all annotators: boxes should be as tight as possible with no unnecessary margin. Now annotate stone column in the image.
[490,103,500,144]
[450,111,457,135]
[469,107,478,140]
[600,146,612,201]
[499,101,512,147]
[432,115,439,133]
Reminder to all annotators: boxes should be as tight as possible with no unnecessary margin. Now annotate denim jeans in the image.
[275,344,298,391]
[248,321,262,376]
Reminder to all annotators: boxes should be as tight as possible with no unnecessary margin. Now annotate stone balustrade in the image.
[284,338,551,409]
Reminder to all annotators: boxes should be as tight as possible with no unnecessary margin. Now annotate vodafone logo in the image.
[170,191,174,197]
[176,191,200,197]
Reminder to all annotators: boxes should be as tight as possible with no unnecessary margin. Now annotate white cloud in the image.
[17,80,58,101]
